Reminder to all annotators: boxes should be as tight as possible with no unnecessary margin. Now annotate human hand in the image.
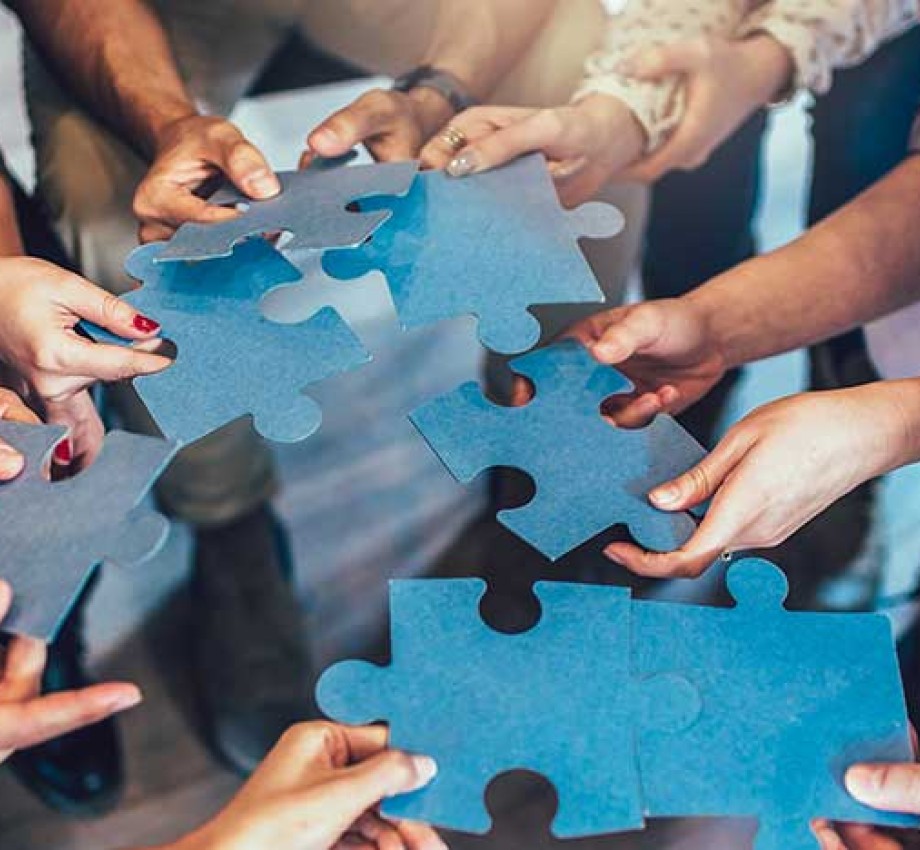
[0,580,141,763]
[422,95,645,208]
[604,386,906,578]
[618,34,794,182]
[0,257,171,467]
[171,723,443,850]
[134,115,281,243]
[0,386,41,480]
[302,87,455,168]
[562,299,726,427]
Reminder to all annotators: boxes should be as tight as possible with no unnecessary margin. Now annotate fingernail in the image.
[447,151,479,178]
[604,546,625,566]
[651,483,679,506]
[53,440,72,465]
[311,128,340,149]
[133,314,160,334]
[0,446,24,479]
[844,765,879,800]
[105,687,143,713]
[411,755,438,789]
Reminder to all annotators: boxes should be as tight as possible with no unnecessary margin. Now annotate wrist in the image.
[143,99,200,158]
[404,86,457,139]
[872,378,920,472]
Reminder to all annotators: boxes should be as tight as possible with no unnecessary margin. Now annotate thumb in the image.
[60,273,162,340]
[846,763,920,814]
[620,39,708,81]
[303,751,437,845]
[649,436,747,512]
[217,134,280,201]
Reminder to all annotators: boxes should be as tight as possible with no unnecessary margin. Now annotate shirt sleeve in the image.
[737,0,919,94]
[572,0,747,151]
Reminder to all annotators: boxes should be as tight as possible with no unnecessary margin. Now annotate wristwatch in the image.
[392,65,479,114]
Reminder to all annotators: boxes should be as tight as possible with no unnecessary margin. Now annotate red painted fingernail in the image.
[133,315,160,333]
[53,440,72,464]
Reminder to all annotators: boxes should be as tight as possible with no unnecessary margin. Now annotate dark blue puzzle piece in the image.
[635,558,919,850]
[323,153,623,354]
[86,239,370,445]
[0,422,177,640]
[410,340,707,560]
[158,160,419,261]
[317,579,698,837]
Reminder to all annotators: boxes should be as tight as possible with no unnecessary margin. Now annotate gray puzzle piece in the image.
[323,153,622,354]
[86,239,370,445]
[317,579,699,837]
[0,422,177,640]
[158,160,419,261]
[636,558,919,850]
[410,340,707,560]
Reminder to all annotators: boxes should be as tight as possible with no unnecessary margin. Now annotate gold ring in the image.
[439,125,468,153]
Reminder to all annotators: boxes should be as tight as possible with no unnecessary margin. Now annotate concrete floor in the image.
[2,7,920,850]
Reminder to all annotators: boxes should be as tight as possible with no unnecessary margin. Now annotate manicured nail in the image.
[133,314,160,334]
[411,755,439,789]
[105,687,143,713]
[247,171,281,198]
[651,483,679,506]
[844,765,879,800]
[311,128,340,149]
[53,440,73,465]
[447,151,479,178]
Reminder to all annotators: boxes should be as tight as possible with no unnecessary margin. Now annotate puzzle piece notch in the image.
[158,160,420,261]
[323,153,620,354]
[410,340,706,559]
[0,422,177,640]
[317,578,699,838]
[635,557,919,850]
[87,239,370,445]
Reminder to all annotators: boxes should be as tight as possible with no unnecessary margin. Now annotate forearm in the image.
[421,0,556,99]
[691,155,920,367]
[848,378,920,476]
[11,0,196,159]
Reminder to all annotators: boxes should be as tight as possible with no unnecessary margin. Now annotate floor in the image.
[2,7,920,850]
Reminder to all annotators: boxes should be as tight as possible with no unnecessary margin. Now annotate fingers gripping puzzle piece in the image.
[158,160,420,261]
[322,153,623,354]
[87,240,370,445]
[635,558,919,850]
[317,579,699,837]
[0,422,177,640]
[409,340,707,560]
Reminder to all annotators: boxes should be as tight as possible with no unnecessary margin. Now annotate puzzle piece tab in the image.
[317,579,698,837]
[86,239,370,445]
[0,422,176,640]
[410,340,707,560]
[636,558,919,850]
[158,160,419,261]
[323,154,622,354]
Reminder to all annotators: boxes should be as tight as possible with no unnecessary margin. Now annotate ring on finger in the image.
[439,125,468,153]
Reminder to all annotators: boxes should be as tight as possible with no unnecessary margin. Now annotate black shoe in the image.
[192,506,316,774]
[7,596,124,816]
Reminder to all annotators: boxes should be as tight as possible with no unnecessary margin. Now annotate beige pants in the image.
[25,0,647,525]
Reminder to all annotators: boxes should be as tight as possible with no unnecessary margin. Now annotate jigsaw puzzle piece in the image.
[323,153,622,354]
[0,422,176,640]
[634,558,918,848]
[158,160,419,261]
[87,239,370,445]
[317,578,699,838]
[410,341,706,560]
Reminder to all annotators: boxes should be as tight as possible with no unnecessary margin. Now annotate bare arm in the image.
[10,0,196,157]
[692,154,920,368]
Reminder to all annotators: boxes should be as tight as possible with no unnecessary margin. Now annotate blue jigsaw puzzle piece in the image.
[158,160,419,261]
[85,239,370,445]
[318,579,698,837]
[410,340,707,560]
[635,558,919,850]
[0,422,177,640]
[323,153,623,354]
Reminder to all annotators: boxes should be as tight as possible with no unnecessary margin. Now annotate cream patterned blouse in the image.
[576,0,920,149]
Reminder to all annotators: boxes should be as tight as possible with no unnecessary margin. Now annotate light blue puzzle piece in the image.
[323,153,622,354]
[0,422,177,641]
[86,239,370,445]
[410,340,707,560]
[317,578,699,837]
[636,558,919,850]
[158,160,419,261]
